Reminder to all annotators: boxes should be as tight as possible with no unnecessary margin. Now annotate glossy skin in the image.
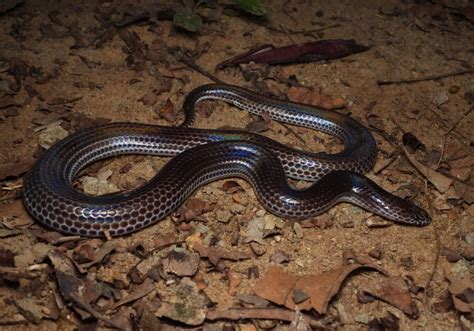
[23,84,431,237]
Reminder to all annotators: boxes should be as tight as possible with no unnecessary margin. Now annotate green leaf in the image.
[235,0,267,16]
[173,11,203,32]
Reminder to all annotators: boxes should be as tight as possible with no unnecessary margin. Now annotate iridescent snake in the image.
[23,84,431,237]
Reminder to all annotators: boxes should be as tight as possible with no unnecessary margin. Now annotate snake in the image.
[23,84,431,237]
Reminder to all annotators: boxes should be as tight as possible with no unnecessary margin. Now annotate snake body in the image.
[23,84,430,237]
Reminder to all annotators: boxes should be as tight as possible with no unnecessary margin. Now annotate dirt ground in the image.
[0,0,473,330]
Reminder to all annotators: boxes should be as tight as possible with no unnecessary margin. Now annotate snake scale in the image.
[23,84,431,237]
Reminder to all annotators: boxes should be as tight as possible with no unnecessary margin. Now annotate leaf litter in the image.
[0,0,472,330]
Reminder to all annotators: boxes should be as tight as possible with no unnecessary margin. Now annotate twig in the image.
[373,153,399,175]
[267,24,341,35]
[206,307,325,328]
[170,48,226,84]
[279,122,306,145]
[437,107,473,165]
[69,293,126,330]
[0,264,48,279]
[423,204,441,330]
[377,68,473,85]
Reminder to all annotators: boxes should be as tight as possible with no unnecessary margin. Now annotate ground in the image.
[0,0,473,330]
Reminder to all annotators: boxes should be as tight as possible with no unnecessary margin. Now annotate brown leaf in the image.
[253,266,298,306]
[139,92,158,106]
[110,278,155,310]
[176,198,210,222]
[227,270,242,296]
[156,99,177,123]
[245,120,268,133]
[447,275,474,314]
[47,250,102,317]
[221,180,245,194]
[402,146,453,193]
[288,86,346,110]
[360,276,418,317]
[72,244,96,264]
[254,264,386,314]
[192,242,251,266]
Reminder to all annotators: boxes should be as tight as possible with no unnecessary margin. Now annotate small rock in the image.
[230,203,245,214]
[31,243,51,263]
[264,214,285,229]
[293,223,304,239]
[82,176,120,195]
[460,245,474,261]
[465,232,474,245]
[366,217,393,228]
[15,298,45,324]
[270,249,290,264]
[255,210,266,217]
[451,259,470,276]
[250,242,266,256]
[440,247,462,263]
[368,249,382,260]
[215,209,232,223]
[38,122,69,148]
[433,91,449,106]
[355,314,369,324]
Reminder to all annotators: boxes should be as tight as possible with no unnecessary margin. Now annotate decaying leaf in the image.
[254,264,387,314]
[447,275,474,315]
[192,242,251,266]
[176,198,212,222]
[163,248,200,277]
[47,250,104,319]
[155,277,211,325]
[288,86,346,110]
[402,146,453,193]
[360,276,418,317]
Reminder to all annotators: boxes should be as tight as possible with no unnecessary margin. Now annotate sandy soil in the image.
[0,0,473,330]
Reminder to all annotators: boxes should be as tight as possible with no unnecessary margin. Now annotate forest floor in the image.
[0,0,473,330]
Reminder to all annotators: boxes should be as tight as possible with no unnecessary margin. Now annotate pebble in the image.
[368,249,382,260]
[293,223,304,239]
[250,242,266,256]
[230,203,246,214]
[215,209,232,223]
[355,314,369,324]
[366,217,393,228]
[460,245,474,261]
[440,247,462,263]
[255,209,266,217]
[451,259,470,276]
[465,232,474,245]
[432,91,449,106]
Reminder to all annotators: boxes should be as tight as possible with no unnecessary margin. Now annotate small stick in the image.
[171,48,226,84]
[69,293,126,330]
[377,68,473,85]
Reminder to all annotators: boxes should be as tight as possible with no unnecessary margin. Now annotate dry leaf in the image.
[254,264,386,314]
[288,86,346,109]
[402,146,453,193]
[360,276,418,317]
